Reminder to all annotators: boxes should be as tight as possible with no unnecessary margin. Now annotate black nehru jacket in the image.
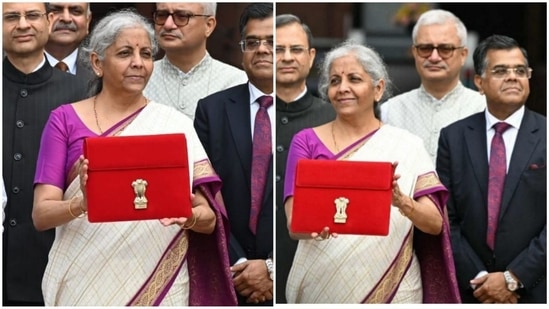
[275,90,335,303]
[3,56,88,304]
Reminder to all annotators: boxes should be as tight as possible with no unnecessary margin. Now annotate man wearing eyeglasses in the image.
[274,13,335,304]
[380,9,486,164]
[144,2,247,120]
[437,35,546,303]
[2,2,87,306]
[194,3,273,306]
[44,2,93,79]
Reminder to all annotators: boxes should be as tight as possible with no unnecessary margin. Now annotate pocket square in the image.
[529,163,546,170]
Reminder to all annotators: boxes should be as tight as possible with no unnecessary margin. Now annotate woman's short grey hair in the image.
[318,41,392,118]
[80,8,158,96]
[412,9,467,47]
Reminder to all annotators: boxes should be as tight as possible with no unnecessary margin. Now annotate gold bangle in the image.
[68,197,85,219]
[181,213,199,230]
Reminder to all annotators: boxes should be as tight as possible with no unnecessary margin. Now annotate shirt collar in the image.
[292,86,308,101]
[248,82,273,105]
[45,49,79,74]
[485,105,525,131]
[32,55,47,73]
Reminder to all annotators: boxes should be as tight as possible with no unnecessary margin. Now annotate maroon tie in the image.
[55,61,69,72]
[486,122,511,250]
[249,95,272,234]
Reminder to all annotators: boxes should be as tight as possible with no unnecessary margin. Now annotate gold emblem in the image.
[334,197,349,223]
[132,179,148,209]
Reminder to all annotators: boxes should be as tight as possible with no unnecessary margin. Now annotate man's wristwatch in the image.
[265,258,273,281]
[503,271,519,291]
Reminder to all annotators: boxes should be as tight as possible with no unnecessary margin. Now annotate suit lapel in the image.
[500,109,540,216]
[464,114,489,199]
[225,84,253,185]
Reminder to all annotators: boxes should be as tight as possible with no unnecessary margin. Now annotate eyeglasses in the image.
[414,44,464,59]
[239,38,274,52]
[489,66,532,79]
[3,11,47,24]
[275,46,308,56]
[152,10,210,27]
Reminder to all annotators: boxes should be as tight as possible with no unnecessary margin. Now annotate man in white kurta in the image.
[381,83,485,162]
[144,3,247,119]
[380,9,485,163]
[145,53,247,119]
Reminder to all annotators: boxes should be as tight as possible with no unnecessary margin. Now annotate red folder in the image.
[83,133,192,223]
[291,159,394,236]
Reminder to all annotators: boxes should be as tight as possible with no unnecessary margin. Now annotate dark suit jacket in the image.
[194,83,273,305]
[275,91,335,303]
[75,60,94,90]
[437,108,546,303]
[47,48,94,92]
[3,56,88,303]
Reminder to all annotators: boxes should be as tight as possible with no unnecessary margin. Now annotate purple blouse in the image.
[34,104,98,190]
[283,128,333,202]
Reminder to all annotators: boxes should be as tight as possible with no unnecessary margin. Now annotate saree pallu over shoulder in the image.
[187,160,236,305]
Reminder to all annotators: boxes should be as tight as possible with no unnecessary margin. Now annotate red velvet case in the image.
[83,133,192,223]
[291,159,394,236]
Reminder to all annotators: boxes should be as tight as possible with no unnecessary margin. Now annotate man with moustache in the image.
[144,2,247,119]
[45,2,92,78]
[274,13,335,303]
[2,2,87,305]
[381,9,486,163]
[194,3,273,305]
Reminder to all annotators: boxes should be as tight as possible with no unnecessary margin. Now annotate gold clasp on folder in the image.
[132,179,148,209]
[333,197,349,223]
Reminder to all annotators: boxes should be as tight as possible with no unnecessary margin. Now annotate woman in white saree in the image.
[283,41,460,303]
[32,9,236,306]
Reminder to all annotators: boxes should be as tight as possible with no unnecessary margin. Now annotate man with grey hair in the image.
[380,9,485,163]
[275,13,334,303]
[145,2,247,119]
[45,2,93,78]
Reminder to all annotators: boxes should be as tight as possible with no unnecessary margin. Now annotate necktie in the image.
[249,95,272,234]
[486,122,511,250]
[55,61,69,72]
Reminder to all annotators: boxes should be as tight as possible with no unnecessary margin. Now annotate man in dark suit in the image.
[274,13,335,303]
[194,3,273,306]
[2,2,88,305]
[437,34,546,303]
[45,2,93,79]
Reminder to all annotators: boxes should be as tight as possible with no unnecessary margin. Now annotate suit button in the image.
[9,219,17,226]
[276,175,281,182]
[13,153,22,161]
[281,117,288,125]
[12,186,20,194]
[16,120,24,128]
[20,89,28,97]
[276,145,284,152]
